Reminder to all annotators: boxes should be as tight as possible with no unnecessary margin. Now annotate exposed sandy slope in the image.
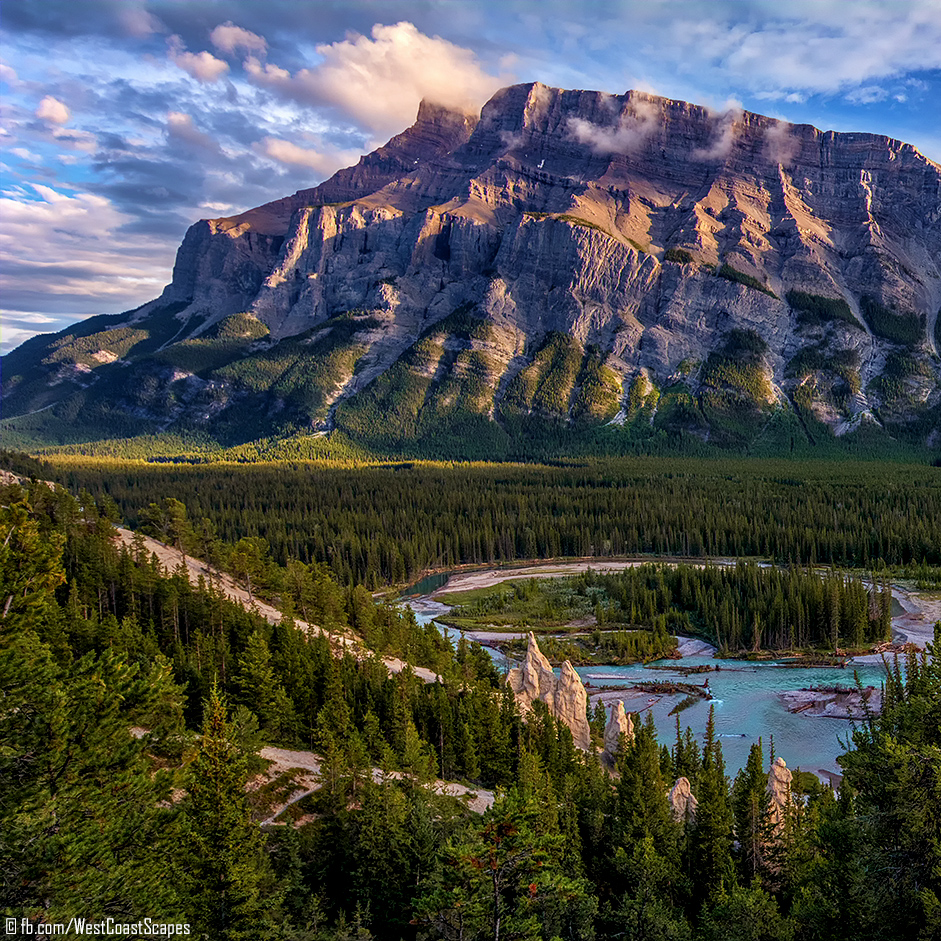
[114,528,440,683]
[257,745,494,824]
[432,560,661,594]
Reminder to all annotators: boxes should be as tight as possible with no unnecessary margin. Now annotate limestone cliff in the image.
[4,83,939,452]
[507,633,591,750]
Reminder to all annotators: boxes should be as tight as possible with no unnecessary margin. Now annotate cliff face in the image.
[4,83,940,452]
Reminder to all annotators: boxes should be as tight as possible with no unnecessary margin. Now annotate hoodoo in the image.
[507,633,592,750]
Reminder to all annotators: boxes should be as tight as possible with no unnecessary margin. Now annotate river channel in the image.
[402,561,940,781]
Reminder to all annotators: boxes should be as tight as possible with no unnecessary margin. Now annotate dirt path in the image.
[114,528,440,683]
[257,744,494,824]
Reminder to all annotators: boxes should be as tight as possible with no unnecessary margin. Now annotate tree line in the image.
[11,455,940,588]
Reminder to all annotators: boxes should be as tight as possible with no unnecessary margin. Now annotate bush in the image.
[664,248,694,264]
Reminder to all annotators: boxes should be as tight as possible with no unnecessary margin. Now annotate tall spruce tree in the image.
[179,682,278,939]
[687,707,735,910]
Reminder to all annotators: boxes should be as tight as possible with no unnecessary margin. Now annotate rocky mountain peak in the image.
[3,81,938,454]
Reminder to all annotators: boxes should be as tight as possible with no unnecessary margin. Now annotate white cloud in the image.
[167,36,230,83]
[118,3,163,38]
[692,106,742,160]
[51,126,97,153]
[0,184,174,322]
[0,320,53,355]
[166,112,220,152]
[257,137,362,176]
[846,85,889,105]
[670,1,941,100]
[0,61,18,86]
[210,22,267,56]
[11,147,42,162]
[244,21,509,136]
[763,120,800,166]
[567,99,659,154]
[36,95,70,124]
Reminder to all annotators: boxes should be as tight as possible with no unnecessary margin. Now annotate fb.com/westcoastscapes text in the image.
[6,918,190,937]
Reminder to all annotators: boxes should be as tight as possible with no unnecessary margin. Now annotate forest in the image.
[5,453,940,588]
[440,562,892,656]
[3,472,941,940]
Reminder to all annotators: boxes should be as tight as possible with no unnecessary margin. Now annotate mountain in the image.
[3,83,940,457]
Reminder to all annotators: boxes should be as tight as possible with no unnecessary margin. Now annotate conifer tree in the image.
[687,707,735,909]
[732,740,772,884]
[179,682,278,939]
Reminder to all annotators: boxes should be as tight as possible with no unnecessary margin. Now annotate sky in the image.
[2,0,940,354]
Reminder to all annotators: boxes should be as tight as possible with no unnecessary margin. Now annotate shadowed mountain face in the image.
[3,83,940,456]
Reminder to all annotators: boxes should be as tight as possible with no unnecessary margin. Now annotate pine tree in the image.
[1,498,186,923]
[687,707,735,909]
[179,683,278,939]
[732,740,772,884]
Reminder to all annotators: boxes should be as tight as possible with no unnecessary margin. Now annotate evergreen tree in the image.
[686,708,735,910]
[179,683,278,939]
[413,790,594,941]
[1,498,185,923]
[732,741,772,885]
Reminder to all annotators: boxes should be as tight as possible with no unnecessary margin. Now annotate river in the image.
[402,561,940,781]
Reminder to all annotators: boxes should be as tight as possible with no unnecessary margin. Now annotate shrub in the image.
[664,248,694,264]
[860,296,925,346]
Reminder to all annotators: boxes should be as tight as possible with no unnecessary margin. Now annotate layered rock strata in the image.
[4,83,939,450]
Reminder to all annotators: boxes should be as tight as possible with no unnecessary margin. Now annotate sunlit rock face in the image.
[5,83,939,450]
[767,756,793,833]
[669,776,698,823]
[602,700,634,764]
[507,633,591,750]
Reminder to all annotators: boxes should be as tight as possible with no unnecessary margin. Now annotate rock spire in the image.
[766,756,793,832]
[506,632,591,750]
[669,777,698,823]
[602,700,634,763]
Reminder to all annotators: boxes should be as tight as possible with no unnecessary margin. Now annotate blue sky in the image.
[2,0,940,353]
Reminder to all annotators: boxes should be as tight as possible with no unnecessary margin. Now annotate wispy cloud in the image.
[567,99,659,155]
[167,35,230,83]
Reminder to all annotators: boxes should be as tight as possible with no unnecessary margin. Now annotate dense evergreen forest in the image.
[6,454,940,588]
[442,563,892,655]
[3,476,941,940]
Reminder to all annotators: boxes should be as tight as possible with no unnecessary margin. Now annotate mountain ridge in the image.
[3,82,940,456]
